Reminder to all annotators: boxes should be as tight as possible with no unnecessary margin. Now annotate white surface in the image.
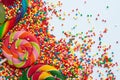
[44,0,120,79]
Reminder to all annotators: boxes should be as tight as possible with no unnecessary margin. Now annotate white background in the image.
[45,0,120,79]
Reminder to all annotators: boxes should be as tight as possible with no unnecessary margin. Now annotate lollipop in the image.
[0,0,28,39]
[1,31,40,68]
[27,64,65,80]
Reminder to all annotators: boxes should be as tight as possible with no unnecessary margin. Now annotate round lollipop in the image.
[27,64,65,80]
[0,3,5,24]
[1,31,40,68]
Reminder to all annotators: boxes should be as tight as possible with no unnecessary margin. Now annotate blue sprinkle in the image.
[99,37,101,41]
[0,49,2,53]
[76,13,78,16]
[8,32,11,35]
[39,28,43,32]
[34,13,39,16]
[86,53,88,55]
[8,46,11,49]
[0,58,2,61]
[99,74,101,77]
[88,56,91,58]
[68,51,70,54]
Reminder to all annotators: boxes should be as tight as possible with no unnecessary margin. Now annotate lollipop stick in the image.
[0,58,7,65]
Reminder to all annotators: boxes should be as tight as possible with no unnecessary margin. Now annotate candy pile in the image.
[0,0,80,79]
[0,0,119,80]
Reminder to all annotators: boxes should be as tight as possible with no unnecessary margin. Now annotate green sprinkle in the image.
[106,6,109,8]
[90,14,92,17]
[78,65,83,69]
[80,14,83,16]
[87,15,89,17]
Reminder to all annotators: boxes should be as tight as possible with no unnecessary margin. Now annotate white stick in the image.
[0,58,7,65]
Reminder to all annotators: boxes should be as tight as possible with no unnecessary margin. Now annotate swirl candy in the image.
[1,31,40,68]
[27,64,65,80]
[0,0,28,39]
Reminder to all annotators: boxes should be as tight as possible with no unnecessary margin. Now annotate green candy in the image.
[45,77,55,80]
[0,3,5,25]
[49,70,65,80]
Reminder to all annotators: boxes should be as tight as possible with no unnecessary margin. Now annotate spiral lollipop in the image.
[1,31,40,68]
[27,64,65,80]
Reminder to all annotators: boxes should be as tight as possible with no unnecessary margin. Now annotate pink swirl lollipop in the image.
[1,31,40,68]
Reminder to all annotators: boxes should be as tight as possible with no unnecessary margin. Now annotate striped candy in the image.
[2,31,40,68]
[0,0,28,39]
[27,64,65,80]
